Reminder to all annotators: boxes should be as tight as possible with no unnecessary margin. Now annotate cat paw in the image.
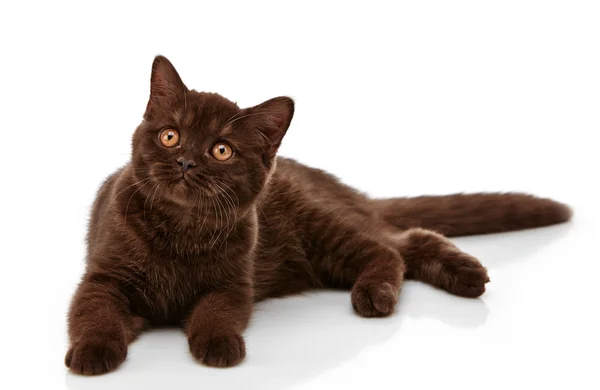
[440,252,490,298]
[351,281,398,317]
[189,333,246,367]
[65,340,127,375]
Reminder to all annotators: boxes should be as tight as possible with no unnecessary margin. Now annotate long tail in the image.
[374,193,572,237]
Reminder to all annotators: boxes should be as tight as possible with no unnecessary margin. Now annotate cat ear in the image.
[145,55,188,117]
[246,97,295,157]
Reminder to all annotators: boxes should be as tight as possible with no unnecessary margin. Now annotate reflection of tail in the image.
[374,193,572,237]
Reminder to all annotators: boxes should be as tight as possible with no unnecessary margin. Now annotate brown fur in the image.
[65,56,572,375]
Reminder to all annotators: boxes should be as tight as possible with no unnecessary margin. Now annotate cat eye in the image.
[211,142,233,161]
[159,129,180,148]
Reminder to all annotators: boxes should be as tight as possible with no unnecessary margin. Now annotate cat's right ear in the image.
[144,55,188,118]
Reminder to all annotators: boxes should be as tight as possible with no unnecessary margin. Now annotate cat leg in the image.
[184,286,253,367]
[65,270,147,375]
[397,228,490,297]
[350,244,406,318]
[312,229,406,317]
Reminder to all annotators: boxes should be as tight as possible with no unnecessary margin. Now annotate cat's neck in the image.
[113,166,255,257]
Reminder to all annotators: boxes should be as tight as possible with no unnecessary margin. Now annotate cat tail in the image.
[374,193,572,237]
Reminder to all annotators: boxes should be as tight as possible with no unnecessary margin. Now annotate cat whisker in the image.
[99,177,153,229]
[197,194,208,238]
[214,180,240,207]
[212,181,239,239]
[209,197,220,248]
[212,181,241,251]
[149,184,161,212]
[224,110,244,124]
[110,177,153,202]
[213,194,227,247]
[225,112,272,127]
[144,182,160,221]
[122,180,152,233]
[253,129,271,145]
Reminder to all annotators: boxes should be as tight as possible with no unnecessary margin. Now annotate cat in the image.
[65,55,572,375]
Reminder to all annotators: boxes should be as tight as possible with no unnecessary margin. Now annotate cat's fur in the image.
[66,56,572,375]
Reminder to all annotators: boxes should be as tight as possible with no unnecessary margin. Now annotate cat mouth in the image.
[165,174,194,192]
[165,174,219,199]
[177,171,195,182]
[176,175,194,187]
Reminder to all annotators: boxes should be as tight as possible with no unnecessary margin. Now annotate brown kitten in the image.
[65,55,572,375]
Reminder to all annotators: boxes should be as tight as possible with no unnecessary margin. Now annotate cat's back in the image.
[263,156,382,241]
[269,156,371,210]
[257,156,377,242]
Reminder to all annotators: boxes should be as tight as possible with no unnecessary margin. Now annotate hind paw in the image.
[438,252,490,298]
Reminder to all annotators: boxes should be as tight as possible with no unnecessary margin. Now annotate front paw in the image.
[351,281,399,317]
[189,333,246,367]
[65,340,127,375]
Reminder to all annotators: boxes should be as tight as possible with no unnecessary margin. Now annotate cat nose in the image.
[176,157,197,173]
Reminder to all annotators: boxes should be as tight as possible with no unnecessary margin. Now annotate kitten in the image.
[65,56,572,375]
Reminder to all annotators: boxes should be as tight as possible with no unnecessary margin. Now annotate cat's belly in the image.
[252,235,320,301]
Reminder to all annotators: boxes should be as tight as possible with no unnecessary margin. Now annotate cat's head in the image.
[131,56,294,212]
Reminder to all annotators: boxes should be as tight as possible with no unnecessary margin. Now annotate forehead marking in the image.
[209,117,219,132]
[172,108,197,129]
[172,109,183,126]
[184,109,196,128]
[220,124,233,136]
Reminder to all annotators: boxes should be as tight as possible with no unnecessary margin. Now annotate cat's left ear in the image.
[145,55,188,118]
[245,97,295,157]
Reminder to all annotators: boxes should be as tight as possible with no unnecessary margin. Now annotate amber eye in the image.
[211,142,233,161]
[159,129,179,147]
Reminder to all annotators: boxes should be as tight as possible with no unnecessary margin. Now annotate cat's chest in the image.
[130,255,213,323]
[142,212,228,257]
[127,213,254,322]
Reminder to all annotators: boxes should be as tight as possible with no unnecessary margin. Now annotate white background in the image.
[1,1,599,389]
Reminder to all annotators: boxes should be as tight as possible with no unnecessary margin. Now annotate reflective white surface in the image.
[1,1,599,389]
[35,220,600,390]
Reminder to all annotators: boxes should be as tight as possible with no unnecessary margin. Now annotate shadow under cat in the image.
[452,221,572,265]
